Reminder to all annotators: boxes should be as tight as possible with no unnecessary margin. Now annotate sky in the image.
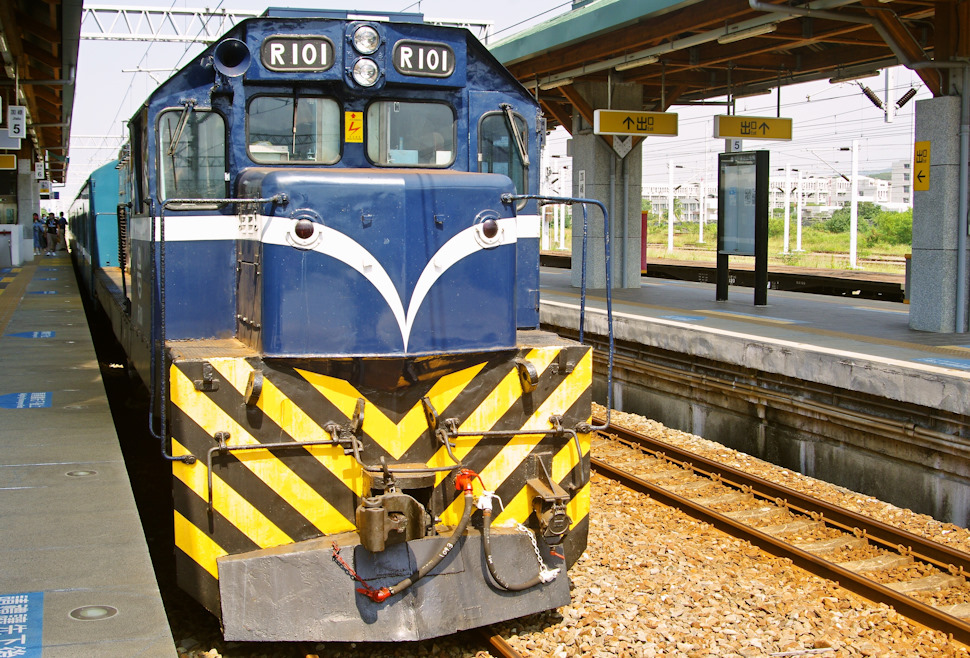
[59,0,933,207]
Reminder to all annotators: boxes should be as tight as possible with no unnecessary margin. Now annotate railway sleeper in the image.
[663,480,716,495]
[758,519,824,537]
[794,536,868,555]
[838,553,913,573]
[936,602,970,619]
[723,506,787,523]
[885,573,965,594]
[639,467,693,482]
[694,492,753,506]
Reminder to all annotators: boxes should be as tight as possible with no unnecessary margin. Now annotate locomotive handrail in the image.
[147,194,289,464]
[501,194,614,432]
[159,194,289,209]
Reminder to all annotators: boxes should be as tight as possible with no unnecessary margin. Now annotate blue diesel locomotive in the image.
[73,8,594,643]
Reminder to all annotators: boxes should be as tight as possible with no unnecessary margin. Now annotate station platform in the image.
[540,267,970,417]
[0,258,175,657]
[540,267,970,526]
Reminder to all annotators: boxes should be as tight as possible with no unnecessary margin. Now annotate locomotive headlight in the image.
[352,58,380,86]
[353,25,380,55]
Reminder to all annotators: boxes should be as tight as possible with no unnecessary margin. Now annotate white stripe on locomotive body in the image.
[515,214,540,239]
[128,213,539,351]
[128,214,539,242]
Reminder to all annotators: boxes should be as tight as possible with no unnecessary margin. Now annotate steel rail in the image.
[591,424,970,646]
[595,418,970,573]
[477,628,524,658]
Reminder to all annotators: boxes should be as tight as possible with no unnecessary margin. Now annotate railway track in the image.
[592,418,970,646]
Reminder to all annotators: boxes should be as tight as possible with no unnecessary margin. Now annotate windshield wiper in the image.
[500,103,530,167]
[167,99,197,157]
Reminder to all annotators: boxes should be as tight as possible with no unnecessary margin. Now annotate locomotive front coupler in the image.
[527,455,572,544]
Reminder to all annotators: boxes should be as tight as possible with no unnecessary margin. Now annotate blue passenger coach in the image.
[81,8,593,643]
[69,159,120,296]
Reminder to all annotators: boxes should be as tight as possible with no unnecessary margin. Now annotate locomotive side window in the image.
[366,101,455,167]
[479,112,528,197]
[158,109,226,205]
[247,96,340,164]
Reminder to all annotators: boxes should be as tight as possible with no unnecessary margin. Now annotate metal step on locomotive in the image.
[69,7,615,643]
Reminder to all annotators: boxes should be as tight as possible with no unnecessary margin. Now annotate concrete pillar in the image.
[16,165,39,264]
[909,95,965,332]
[568,80,643,289]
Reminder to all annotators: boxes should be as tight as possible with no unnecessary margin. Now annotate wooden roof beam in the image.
[862,0,942,95]
[22,41,60,71]
[541,99,573,134]
[559,85,613,148]
[16,11,60,44]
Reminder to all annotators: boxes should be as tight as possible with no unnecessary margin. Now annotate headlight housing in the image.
[352,58,380,87]
[353,25,380,55]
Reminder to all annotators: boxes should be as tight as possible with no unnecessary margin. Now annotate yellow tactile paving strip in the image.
[0,264,37,336]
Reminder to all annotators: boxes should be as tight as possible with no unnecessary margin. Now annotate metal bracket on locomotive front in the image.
[147,194,289,465]
[206,430,353,516]
[501,193,615,431]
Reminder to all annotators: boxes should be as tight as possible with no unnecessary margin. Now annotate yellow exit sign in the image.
[913,140,930,191]
[593,110,678,136]
[714,115,793,141]
[0,154,15,170]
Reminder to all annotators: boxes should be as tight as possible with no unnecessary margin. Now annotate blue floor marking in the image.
[660,315,708,323]
[6,332,55,339]
[0,591,44,658]
[916,357,970,371]
[0,393,52,409]
[27,291,55,295]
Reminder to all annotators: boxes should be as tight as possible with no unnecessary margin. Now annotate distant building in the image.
[890,159,912,206]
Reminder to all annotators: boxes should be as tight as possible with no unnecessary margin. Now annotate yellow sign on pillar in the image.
[344,111,363,143]
[714,115,793,141]
[593,110,678,136]
[913,140,930,191]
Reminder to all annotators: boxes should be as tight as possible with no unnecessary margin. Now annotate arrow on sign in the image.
[916,170,926,184]
[622,117,634,129]
[759,122,770,134]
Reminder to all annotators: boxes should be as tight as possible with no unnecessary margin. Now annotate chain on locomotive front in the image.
[114,8,592,642]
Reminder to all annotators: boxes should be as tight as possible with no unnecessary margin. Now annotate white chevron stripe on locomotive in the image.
[130,213,540,351]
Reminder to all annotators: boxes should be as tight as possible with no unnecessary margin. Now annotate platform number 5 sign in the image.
[7,105,26,140]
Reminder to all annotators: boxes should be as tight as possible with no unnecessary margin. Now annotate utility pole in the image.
[884,68,896,124]
[782,164,791,254]
[667,160,675,252]
[698,179,706,244]
[795,169,804,251]
[849,139,860,269]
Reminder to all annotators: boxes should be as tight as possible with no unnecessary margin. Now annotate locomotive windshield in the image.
[479,112,528,196]
[158,108,226,204]
[366,100,455,166]
[247,96,340,164]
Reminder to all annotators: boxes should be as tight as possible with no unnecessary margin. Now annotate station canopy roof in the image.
[491,0,963,130]
[0,0,82,183]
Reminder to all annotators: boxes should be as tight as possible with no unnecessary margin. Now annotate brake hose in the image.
[360,471,477,603]
[479,492,559,591]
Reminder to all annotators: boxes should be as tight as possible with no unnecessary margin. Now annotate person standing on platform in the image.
[45,213,57,256]
[32,213,43,256]
[57,212,67,251]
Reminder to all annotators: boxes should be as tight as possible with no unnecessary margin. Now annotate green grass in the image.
[643,222,906,274]
[543,219,908,275]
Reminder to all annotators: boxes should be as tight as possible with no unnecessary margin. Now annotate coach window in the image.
[158,108,226,205]
[366,101,455,166]
[248,96,340,164]
[479,112,527,198]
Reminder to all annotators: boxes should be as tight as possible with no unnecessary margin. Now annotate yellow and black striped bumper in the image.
[167,339,591,622]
